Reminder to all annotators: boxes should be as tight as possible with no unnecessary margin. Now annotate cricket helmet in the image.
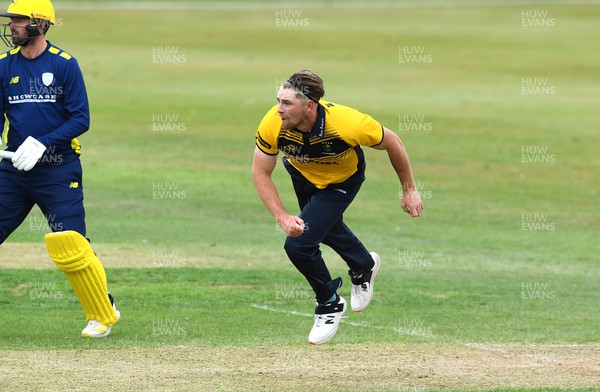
[0,0,56,24]
[0,0,55,47]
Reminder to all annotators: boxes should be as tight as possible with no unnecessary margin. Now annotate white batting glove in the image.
[12,136,47,171]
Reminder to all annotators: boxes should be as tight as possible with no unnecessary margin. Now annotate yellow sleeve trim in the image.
[49,46,60,54]
[9,47,20,55]
[60,52,72,60]
[2,120,9,144]
[0,53,6,60]
[71,138,81,155]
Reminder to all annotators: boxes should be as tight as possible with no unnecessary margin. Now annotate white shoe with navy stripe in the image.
[308,295,346,345]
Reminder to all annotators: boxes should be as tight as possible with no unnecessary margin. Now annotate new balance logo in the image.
[69,182,79,188]
[9,76,19,84]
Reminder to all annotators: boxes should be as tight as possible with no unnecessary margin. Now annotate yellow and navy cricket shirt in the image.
[256,100,383,189]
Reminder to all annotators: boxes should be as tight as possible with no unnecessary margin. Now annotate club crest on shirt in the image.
[42,72,54,86]
[322,141,335,155]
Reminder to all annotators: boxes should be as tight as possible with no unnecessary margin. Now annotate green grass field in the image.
[0,1,599,391]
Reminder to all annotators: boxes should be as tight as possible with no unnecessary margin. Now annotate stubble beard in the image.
[11,29,33,46]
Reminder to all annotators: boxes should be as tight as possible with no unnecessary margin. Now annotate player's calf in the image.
[45,230,119,337]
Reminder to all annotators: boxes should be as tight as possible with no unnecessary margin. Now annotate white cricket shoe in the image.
[308,295,346,345]
[350,252,381,312]
[81,293,120,338]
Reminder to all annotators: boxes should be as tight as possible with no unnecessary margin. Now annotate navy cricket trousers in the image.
[283,159,374,304]
[0,158,86,244]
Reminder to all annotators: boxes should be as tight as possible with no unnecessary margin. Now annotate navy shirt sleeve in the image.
[37,56,90,147]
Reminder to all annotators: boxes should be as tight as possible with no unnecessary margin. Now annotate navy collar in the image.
[307,103,325,138]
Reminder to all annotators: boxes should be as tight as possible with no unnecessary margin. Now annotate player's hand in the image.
[402,189,423,218]
[278,214,306,237]
[12,136,46,171]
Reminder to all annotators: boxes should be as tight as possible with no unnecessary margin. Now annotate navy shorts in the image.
[0,158,86,243]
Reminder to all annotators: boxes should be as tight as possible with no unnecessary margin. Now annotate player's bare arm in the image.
[252,146,305,236]
[372,127,424,217]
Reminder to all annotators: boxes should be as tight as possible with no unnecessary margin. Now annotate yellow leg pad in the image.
[45,231,118,326]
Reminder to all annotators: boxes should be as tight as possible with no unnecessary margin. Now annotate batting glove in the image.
[12,136,47,171]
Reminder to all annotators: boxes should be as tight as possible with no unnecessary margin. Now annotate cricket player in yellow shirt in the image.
[253,70,423,344]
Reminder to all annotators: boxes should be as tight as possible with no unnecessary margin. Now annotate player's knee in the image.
[45,230,94,272]
[284,236,316,260]
[283,236,301,259]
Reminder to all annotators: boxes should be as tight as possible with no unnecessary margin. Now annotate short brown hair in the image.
[282,69,325,103]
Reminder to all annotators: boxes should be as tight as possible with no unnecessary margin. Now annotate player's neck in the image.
[19,38,47,60]
[296,109,318,133]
